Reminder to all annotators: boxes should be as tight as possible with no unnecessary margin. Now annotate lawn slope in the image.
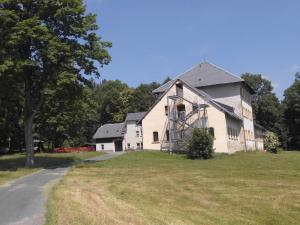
[46,151,300,225]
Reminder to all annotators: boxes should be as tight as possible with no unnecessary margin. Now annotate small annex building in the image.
[93,112,146,152]
[93,123,125,152]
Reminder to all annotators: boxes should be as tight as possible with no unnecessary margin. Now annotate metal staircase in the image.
[166,94,209,153]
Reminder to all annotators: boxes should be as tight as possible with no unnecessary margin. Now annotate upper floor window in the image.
[136,131,140,137]
[153,131,159,142]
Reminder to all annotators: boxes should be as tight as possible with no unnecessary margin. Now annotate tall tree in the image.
[241,73,282,133]
[282,73,300,149]
[0,1,111,166]
[93,80,134,124]
[129,82,160,112]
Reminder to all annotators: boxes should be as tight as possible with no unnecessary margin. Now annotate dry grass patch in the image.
[46,151,300,225]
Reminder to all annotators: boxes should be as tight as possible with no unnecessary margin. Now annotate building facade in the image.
[140,62,264,153]
[93,62,265,153]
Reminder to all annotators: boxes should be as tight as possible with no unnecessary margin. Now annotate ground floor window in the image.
[137,143,140,149]
[127,143,131,149]
[153,131,159,142]
[101,144,104,150]
[166,130,170,141]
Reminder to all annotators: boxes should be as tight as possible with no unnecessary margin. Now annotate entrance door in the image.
[114,140,123,152]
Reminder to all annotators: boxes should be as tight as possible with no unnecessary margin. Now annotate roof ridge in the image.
[203,61,243,81]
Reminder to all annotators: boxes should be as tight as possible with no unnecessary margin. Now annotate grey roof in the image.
[153,62,243,93]
[93,123,125,139]
[213,101,235,114]
[125,112,146,121]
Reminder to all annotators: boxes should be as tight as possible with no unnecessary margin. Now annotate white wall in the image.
[96,142,115,151]
[200,83,242,116]
[124,121,143,150]
[96,140,125,152]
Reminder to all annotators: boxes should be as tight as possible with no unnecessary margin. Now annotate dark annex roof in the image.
[125,112,146,121]
[153,62,243,93]
[93,123,125,139]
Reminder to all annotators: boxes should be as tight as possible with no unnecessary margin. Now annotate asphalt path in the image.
[0,151,124,225]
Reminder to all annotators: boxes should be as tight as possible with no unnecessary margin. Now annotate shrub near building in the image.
[186,128,214,159]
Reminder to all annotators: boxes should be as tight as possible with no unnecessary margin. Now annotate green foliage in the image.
[186,128,214,159]
[264,131,280,153]
[282,73,300,149]
[129,82,161,112]
[93,80,134,124]
[0,0,111,165]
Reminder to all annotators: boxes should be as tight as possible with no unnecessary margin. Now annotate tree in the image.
[129,82,160,112]
[282,73,300,149]
[163,76,172,84]
[186,128,214,159]
[0,1,111,166]
[35,74,96,149]
[241,73,282,133]
[264,131,280,153]
[93,80,134,124]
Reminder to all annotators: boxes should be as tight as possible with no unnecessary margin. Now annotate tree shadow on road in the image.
[0,153,80,171]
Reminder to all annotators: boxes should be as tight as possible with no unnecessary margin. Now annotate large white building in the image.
[93,62,265,153]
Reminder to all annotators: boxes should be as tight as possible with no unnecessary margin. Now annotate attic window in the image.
[198,78,202,81]
[106,130,109,133]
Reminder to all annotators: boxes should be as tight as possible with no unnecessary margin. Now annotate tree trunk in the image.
[24,84,35,168]
[24,114,34,167]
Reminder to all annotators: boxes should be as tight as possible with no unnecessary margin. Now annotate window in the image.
[192,104,198,112]
[166,130,170,142]
[177,104,186,120]
[137,143,140,149]
[136,131,140,137]
[127,143,131,149]
[153,131,159,142]
[101,144,104,150]
[208,127,214,138]
[165,106,169,116]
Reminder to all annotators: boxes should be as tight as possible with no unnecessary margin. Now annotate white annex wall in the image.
[96,142,115,151]
[124,121,143,149]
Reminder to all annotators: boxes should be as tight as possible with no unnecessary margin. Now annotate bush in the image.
[186,128,214,159]
[264,131,280,153]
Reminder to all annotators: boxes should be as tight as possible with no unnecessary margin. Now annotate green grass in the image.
[0,151,103,186]
[46,151,300,225]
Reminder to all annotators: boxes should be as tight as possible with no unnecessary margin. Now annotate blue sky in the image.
[85,0,300,99]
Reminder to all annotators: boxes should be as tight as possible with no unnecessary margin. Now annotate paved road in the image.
[0,151,124,225]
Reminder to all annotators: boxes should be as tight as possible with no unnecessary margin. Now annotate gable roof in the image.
[153,62,244,93]
[125,112,146,121]
[93,123,125,139]
[139,78,243,123]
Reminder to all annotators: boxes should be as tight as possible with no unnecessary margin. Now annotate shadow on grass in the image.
[0,154,80,171]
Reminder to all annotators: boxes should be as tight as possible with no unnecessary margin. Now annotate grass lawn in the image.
[46,151,300,225]
[0,151,103,186]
